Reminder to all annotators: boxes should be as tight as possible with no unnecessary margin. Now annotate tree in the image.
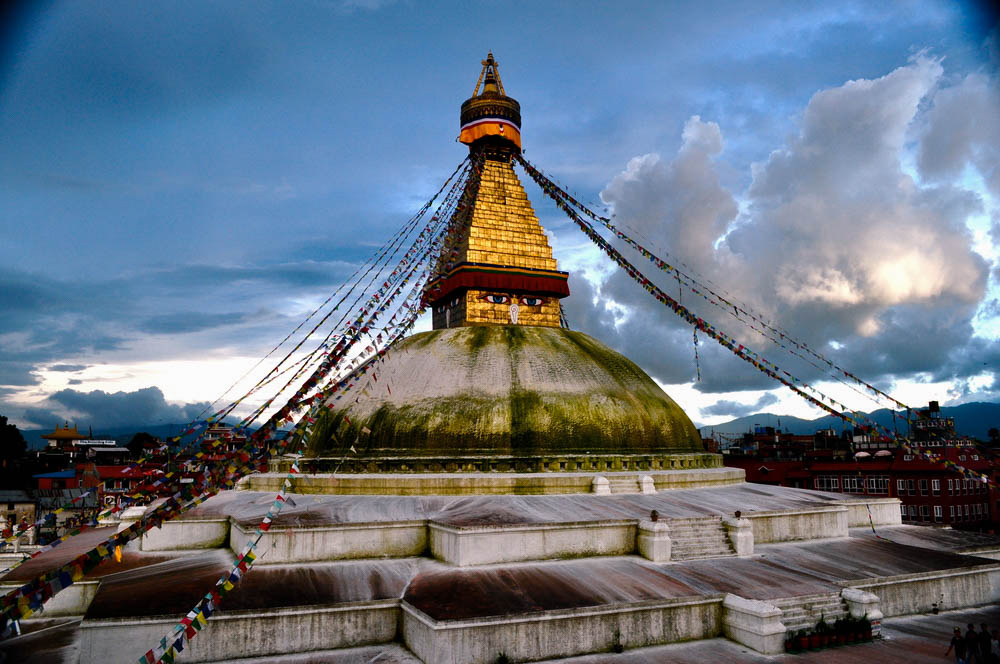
[0,415,27,468]
[127,432,159,459]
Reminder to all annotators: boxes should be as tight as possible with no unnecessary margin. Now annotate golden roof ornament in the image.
[460,52,522,151]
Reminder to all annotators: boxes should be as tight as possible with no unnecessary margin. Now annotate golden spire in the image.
[473,52,505,96]
[427,54,569,330]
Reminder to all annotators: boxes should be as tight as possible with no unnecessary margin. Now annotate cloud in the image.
[568,56,995,402]
[48,364,88,372]
[0,258,353,381]
[136,312,251,335]
[601,117,738,272]
[917,72,1000,195]
[702,393,780,419]
[22,386,210,430]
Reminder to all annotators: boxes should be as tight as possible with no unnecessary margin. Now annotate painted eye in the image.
[436,306,446,313]
[481,294,509,304]
[520,297,544,306]
[450,298,460,307]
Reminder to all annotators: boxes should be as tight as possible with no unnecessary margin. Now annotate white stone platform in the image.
[7,477,1000,664]
[245,466,744,495]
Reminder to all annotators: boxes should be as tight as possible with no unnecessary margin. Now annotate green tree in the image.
[0,415,27,469]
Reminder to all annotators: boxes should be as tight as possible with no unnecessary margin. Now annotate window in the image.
[842,476,863,493]
[907,479,915,495]
[920,505,930,521]
[964,504,970,517]
[908,505,917,518]
[948,479,954,495]
[972,455,979,461]
[919,479,928,495]
[931,479,940,495]
[814,475,839,491]
[903,454,914,461]
[975,503,982,516]
[950,505,956,519]
[959,454,967,461]
[897,479,906,494]
[934,505,942,522]
[867,476,889,495]
[901,504,907,518]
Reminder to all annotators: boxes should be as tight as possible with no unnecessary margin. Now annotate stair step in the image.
[672,552,737,561]
[671,542,732,551]
[671,534,728,542]
[670,527,727,535]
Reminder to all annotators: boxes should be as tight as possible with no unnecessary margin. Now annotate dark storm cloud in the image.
[702,393,780,419]
[136,312,251,335]
[23,386,210,430]
[0,256,354,397]
[569,57,999,404]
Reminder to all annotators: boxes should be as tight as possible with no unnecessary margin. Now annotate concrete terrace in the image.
[4,479,1000,663]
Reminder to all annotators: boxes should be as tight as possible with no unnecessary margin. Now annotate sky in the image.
[1,0,998,432]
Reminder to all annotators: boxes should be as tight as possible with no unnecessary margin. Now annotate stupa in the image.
[4,54,1000,664]
[306,52,709,475]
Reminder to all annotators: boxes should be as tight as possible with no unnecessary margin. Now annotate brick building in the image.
[719,402,999,529]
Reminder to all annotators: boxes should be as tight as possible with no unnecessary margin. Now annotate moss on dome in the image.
[310,326,703,458]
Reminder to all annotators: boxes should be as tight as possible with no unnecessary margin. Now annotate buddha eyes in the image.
[479,294,546,306]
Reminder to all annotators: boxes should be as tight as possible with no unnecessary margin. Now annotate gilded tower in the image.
[425,53,570,329]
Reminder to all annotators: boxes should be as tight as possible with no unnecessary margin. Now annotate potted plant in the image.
[784,632,795,652]
[853,616,865,643]
[816,615,829,647]
[863,617,873,641]
[833,617,845,646]
[808,628,821,650]
[797,629,810,651]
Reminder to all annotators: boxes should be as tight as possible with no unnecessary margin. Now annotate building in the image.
[721,402,999,529]
[0,490,36,546]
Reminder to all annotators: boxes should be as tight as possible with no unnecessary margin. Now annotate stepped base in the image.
[245,466,742,495]
[12,481,1000,664]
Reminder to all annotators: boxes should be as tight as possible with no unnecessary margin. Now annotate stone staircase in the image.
[770,592,849,634]
[607,476,642,494]
[667,516,736,560]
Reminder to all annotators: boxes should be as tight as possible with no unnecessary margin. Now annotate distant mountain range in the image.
[19,401,1000,450]
[697,401,1000,441]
